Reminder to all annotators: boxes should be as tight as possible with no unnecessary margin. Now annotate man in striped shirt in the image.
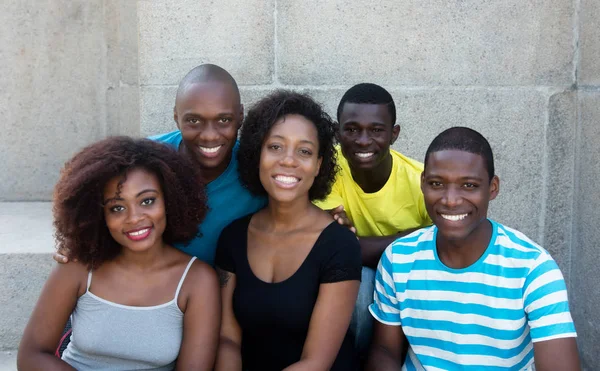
[367,127,580,370]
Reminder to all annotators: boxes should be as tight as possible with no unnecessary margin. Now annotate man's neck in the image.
[349,152,393,194]
[436,219,493,269]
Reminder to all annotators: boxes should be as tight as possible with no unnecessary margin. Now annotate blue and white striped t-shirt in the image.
[369,220,576,370]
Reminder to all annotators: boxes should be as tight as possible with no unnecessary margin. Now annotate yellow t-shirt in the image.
[315,147,432,237]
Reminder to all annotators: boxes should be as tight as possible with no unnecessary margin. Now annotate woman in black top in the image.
[215,90,362,371]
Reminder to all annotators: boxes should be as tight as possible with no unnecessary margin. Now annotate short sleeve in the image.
[368,246,402,326]
[523,253,577,342]
[319,224,362,284]
[214,222,238,273]
[313,178,345,211]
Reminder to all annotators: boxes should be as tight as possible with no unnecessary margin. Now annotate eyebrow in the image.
[103,189,159,204]
[270,134,316,146]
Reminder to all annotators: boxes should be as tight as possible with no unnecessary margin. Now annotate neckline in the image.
[346,151,397,198]
[243,215,336,286]
[432,219,497,273]
[84,291,180,311]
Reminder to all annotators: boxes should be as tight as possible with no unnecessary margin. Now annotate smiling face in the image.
[338,102,400,171]
[259,114,322,204]
[174,81,243,181]
[103,168,167,253]
[421,150,499,246]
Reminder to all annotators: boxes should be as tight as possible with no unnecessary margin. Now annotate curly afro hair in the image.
[238,90,337,201]
[53,137,207,269]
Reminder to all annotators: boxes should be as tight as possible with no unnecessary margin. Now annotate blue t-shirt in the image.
[369,220,576,370]
[149,130,267,265]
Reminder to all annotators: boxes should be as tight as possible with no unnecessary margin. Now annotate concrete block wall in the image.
[1,0,598,368]
[0,0,139,201]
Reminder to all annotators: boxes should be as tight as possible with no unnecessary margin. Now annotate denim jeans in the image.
[350,266,376,354]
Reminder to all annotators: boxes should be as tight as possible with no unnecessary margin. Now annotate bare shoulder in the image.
[48,260,89,297]
[182,258,219,294]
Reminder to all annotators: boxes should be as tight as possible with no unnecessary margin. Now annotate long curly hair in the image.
[238,90,338,201]
[53,137,207,269]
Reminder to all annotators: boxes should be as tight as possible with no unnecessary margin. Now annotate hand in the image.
[328,205,356,234]
[52,248,75,264]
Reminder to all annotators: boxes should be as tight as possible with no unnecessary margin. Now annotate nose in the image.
[441,186,462,208]
[199,122,220,142]
[355,130,371,146]
[125,206,144,225]
[279,149,299,167]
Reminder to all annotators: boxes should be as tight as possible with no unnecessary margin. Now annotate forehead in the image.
[176,81,240,113]
[339,103,392,125]
[103,168,161,197]
[268,114,318,141]
[425,150,488,178]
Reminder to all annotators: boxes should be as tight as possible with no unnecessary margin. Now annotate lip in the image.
[272,174,301,189]
[197,144,223,159]
[124,226,153,241]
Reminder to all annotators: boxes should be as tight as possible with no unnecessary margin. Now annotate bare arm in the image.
[214,268,243,371]
[282,280,360,371]
[533,337,580,371]
[176,262,221,371]
[17,263,85,370]
[365,321,408,371]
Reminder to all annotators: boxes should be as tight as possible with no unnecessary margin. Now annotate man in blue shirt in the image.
[366,127,580,370]
[55,64,266,266]
[148,64,266,264]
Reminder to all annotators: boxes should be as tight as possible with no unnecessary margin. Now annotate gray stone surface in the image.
[579,0,600,85]
[0,351,16,371]
[0,0,140,201]
[0,203,54,254]
[277,0,574,86]
[0,0,108,200]
[571,92,600,370]
[0,254,55,351]
[138,0,275,86]
[543,90,576,281]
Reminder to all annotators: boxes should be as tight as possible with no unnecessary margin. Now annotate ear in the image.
[420,171,426,193]
[391,125,400,145]
[333,121,341,143]
[489,175,500,201]
[173,106,180,130]
[237,104,244,129]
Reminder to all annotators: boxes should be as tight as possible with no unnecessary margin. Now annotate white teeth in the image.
[275,175,299,184]
[128,228,150,236]
[356,152,374,158]
[199,145,222,153]
[441,214,468,221]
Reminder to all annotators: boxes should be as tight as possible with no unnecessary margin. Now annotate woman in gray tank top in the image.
[18,137,221,370]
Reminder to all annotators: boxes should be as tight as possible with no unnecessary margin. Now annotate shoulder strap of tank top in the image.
[86,271,92,292]
[175,256,197,300]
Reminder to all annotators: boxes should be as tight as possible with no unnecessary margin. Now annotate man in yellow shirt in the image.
[315,83,432,354]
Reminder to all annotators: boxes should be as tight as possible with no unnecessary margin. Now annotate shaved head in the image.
[175,64,240,106]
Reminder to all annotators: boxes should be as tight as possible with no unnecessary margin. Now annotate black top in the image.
[215,214,362,371]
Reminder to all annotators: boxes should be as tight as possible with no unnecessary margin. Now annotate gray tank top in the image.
[61,257,197,370]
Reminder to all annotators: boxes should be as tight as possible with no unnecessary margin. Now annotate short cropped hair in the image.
[336,83,396,125]
[53,137,207,269]
[424,127,495,181]
[238,90,337,201]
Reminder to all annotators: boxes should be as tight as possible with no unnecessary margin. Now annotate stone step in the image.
[0,351,16,371]
[0,202,55,351]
